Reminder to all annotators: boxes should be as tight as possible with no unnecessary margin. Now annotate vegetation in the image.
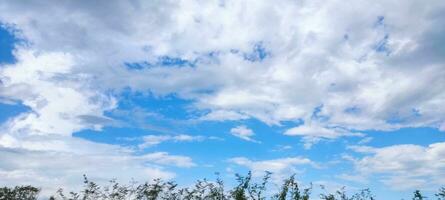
[436,187,445,200]
[0,185,40,200]
[1,173,444,200]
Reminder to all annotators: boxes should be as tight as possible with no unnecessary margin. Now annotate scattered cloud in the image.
[0,0,444,147]
[0,0,443,136]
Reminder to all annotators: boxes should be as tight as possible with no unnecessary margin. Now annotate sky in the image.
[0,0,444,199]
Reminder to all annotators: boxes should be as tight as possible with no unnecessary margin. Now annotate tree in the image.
[135,179,166,200]
[206,173,226,200]
[102,179,131,200]
[412,190,426,200]
[230,171,252,200]
[4,173,444,200]
[351,189,375,200]
[0,185,40,200]
[81,174,102,200]
[275,174,311,200]
[319,187,375,200]
[247,171,271,200]
[436,187,445,200]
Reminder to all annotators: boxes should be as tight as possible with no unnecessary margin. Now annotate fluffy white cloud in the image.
[0,50,116,136]
[346,142,445,190]
[230,125,258,142]
[1,0,444,141]
[0,49,194,196]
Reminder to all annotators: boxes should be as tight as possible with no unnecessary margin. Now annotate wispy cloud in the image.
[284,123,363,149]
[228,156,314,181]
[138,134,221,149]
[230,125,260,143]
[271,145,293,152]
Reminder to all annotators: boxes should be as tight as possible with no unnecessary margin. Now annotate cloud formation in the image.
[1,0,444,140]
[0,49,194,195]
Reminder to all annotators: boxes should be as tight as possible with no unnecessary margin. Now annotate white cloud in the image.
[139,134,216,149]
[440,122,445,131]
[0,0,444,142]
[357,137,373,145]
[230,125,259,143]
[0,135,194,197]
[284,123,363,148]
[0,49,194,196]
[139,152,196,168]
[199,110,249,121]
[336,173,368,184]
[228,156,313,180]
[346,142,445,190]
[271,145,293,152]
[0,50,116,136]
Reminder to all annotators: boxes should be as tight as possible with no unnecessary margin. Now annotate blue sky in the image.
[1,1,445,199]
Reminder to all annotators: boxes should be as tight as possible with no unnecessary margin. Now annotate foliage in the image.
[350,189,375,200]
[273,174,311,200]
[437,187,445,200]
[0,185,40,200]
[319,186,376,200]
[231,171,271,200]
[0,173,444,200]
[412,190,426,200]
